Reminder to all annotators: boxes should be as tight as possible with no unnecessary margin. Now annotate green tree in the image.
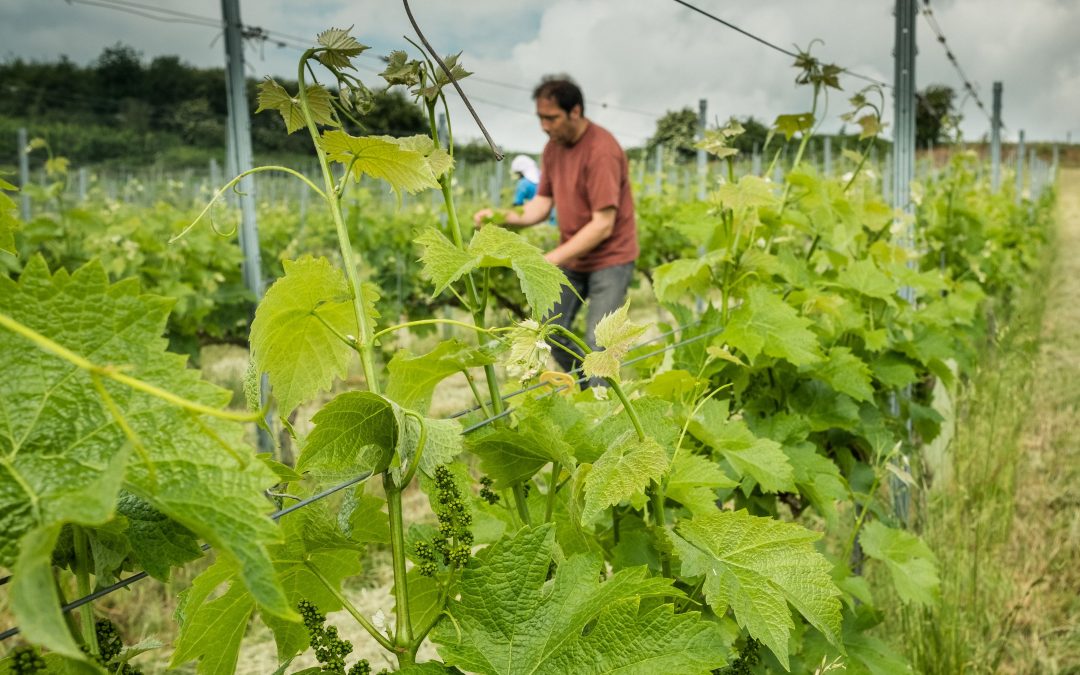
[916,84,956,147]
[647,108,699,161]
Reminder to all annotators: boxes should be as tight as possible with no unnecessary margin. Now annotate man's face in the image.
[536,96,580,145]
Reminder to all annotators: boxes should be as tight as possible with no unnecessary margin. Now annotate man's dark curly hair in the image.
[532,75,584,115]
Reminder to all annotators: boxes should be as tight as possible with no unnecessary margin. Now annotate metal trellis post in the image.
[1015,129,1025,204]
[697,98,707,200]
[991,82,1003,192]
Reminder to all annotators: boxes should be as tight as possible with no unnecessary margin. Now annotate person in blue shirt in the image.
[510,154,540,206]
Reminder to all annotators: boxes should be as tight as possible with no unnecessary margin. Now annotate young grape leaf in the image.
[582,432,669,523]
[582,300,648,381]
[256,80,338,134]
[385,339,497,414]
[773,112,815,140]
[399,415,464,480]
[688,399,795,494]
[298,391,401,482]
[0,258,290,650]
[417,52,473,101]
[783,443,849,527]
[315,27,369,69]
[319,130,440,195]
[432,524,730,674]
[718,286,822,366]
[380,50,422,87]
[669,510,843,669]
[394,134,454,178]
[250,256,361,417]
[716,175,778,210]
[859,521,940,606]
[652,257,715,305]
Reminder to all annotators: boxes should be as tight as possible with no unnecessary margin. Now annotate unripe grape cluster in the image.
[478,475,500,504]
[80,619,144,674]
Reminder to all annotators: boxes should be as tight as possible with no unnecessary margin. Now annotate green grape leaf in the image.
[582,300,648,381]
[171,557,256,675]
[319,130,440,195]
[10,526,86,659]
[250,256,360,417]
[116,493,202,580]
[395,134,454,178]
[380,50,422,87]
[652,257,715,304]
[298,391,401,482]
[400,415,464,479]
[470,226,569,319]
[415,227,480,297]
[670,510,843,669]
[666,453,738,515]
[315,27,369,69]
[773,112,815,140]
[433,524,729,674]
[859,521,940,606]
[582,432,669,523]
[416,225,570,319]
[719,286,822,366]
[0,258,290,638]
[385,339,497,414]
[813,346,874,402]
[784,444,848,527]
[418,52,473,101]
[688,399,795,493]
[256,80,338,134]
[836,259,897,303]
[716,175,778,210]
[467,417,576,489]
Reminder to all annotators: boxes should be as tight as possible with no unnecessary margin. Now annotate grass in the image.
[887,169,1080,674]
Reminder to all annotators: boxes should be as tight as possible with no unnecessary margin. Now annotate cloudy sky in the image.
[2,0,1078,153]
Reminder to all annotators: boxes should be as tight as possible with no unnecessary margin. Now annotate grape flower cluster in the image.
[9,646,46,674]
[298,599,372,674]
[81,619,144,675]
[414,466,474,576]
[478,475,500,505]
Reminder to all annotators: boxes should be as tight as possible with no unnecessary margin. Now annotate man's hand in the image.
[472,208,496,229]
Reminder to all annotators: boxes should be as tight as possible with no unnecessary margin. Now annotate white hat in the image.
[510,155,540,184]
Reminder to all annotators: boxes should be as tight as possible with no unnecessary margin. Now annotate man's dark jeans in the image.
[548,262,635,379]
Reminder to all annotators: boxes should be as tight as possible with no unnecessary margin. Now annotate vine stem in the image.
[296,48,380,394]
[384,475,414,652]
[544,462,561,523]
[72,527,99,656]
[548,325,671,577]
[0,311,263,424]
[424,96,529,524]
[305,561,395,652]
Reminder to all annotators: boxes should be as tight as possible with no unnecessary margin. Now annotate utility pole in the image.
[990,82,1003,192]
[221,0,271,452]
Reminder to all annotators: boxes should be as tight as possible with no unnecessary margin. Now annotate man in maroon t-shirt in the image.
[473,76,638,377]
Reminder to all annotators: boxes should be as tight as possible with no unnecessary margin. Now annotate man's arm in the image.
[545,207,616,266]
[473,196,553,228]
